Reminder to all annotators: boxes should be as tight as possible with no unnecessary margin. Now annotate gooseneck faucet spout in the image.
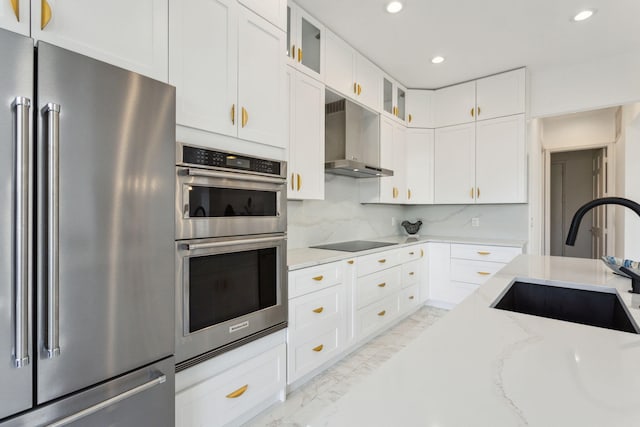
[565,197,640,294]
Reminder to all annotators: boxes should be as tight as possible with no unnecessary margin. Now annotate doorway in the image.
[548,148,608,258]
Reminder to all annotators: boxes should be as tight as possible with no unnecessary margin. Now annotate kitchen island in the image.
[307,255,640,426]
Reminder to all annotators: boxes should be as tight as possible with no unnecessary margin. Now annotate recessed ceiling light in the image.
[386,1,403,14]
[431,56,445,64]
[572,9,596,22]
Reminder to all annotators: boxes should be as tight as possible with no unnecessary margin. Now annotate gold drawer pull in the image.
[420,249,424,257]
[226,384,248,399]
[312,344,324,352]
[477,271,491,276]
[377,282,386,288]
[312,307,324,314]
[347,260,354,265]
[312,275,323,281]
[477,251,491,255]
[409,295,415,300]
[409,251,414,255]
[378,259,386,263]
[377,310,386,316]
[353,82,358,94]
[408,272,415,276]
[230,104,235,125]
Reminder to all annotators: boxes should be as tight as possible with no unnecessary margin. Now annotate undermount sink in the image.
[493,280,640,334]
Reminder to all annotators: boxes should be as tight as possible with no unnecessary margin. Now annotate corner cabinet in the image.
[0,0,29,35]
[170,1,286,149]
[287,67,325,200]
[406,90,435,128]
[32,0,168,82]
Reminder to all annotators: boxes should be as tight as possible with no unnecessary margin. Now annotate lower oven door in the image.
[175,234,287,366]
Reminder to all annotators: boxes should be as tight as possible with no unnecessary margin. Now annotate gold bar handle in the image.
[347,260,354,265]
[11,0,19,21]
[353,82,357,94]
[41,0,52,30]
[291,173,295,191]
[297,173,302,191]
[470,188,474,199]
[377,259,386,264]
[408,114,412,123]
[420,249,424,257]
[226,384,249,399]
[230,104,235,125]
[409,295,415,300]
[357,84,362,95]
[470,107,475,118]
[312,344,323,352]
[312,275,323,281]
[377,283,386,288]
[408,272,415,276]
[377,310,386,316]
[312,307,324,314]
[241,107,248,127]
[477,251,491,255]
[298,48,302,63]
[408,189,412,199]
[477,271,491,276]
[477,187,480,198]
[477,106,481,116]
[291,44,296,59]
[409,251,414,255]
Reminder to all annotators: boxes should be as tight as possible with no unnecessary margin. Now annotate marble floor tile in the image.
[246,306,448,427]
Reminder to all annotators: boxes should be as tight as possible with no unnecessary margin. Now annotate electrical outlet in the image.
[471,217,480,227]
[391,217,397,227]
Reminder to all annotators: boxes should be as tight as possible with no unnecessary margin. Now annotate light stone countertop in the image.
[307,255,640,426]
[287,235,527,271]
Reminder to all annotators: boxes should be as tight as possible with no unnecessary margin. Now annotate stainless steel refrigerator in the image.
[0,28,175,426]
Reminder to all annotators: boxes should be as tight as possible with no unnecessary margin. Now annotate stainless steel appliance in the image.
[0,29,175,426]
[175,144,287,370]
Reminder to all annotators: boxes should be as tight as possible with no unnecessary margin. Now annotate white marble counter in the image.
[308,255,640,426]
[288,235,527,270]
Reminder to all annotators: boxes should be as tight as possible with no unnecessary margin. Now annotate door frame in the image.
[543,143,615,256]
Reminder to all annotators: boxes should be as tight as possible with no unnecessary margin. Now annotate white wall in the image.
[619,104,640,259]
[541,108,618,150]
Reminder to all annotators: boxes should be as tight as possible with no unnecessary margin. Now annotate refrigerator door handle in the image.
[45,372,167,427]
[13,97,31,368]
[43,102,61,359]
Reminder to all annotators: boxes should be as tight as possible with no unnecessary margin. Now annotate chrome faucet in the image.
[565,197,640,294]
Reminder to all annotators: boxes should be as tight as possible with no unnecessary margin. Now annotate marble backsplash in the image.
[286,174,529,249]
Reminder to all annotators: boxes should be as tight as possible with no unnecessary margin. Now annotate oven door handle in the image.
[183,236,285,251]
[184,168,286,185]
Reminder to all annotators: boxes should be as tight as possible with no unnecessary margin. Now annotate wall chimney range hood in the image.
[324,95,393,178]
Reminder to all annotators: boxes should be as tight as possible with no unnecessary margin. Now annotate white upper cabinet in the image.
[434,81,476,128]
[405,129,434,204]
[382,75,407,123]
[354,53,381,111]
[433,123,476,204]
[475,114,526,203]
[238,6,287,147]
[32,0,168,81]
[287,3,324,80]
[288,68,325,200]
[475,68,526,121]
[238,0,286,31]
[170,0,238,137]
[406,90,435,128]
[0,0,29,35]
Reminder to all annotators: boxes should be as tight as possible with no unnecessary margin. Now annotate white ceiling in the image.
[294,0,640,89]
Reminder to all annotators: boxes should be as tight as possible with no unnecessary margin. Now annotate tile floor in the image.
[246,306,448,427]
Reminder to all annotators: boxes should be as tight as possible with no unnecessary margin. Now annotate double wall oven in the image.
[175,143,287,370]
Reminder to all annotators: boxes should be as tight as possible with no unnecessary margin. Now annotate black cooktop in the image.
[310,240,396,252]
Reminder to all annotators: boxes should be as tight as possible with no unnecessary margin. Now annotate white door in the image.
[354,53,381,111]
[169,0,238,137]
[237,0,286,31]
[0,0,29,35]
[237,6,286,148]
[406,90,434,128]
[406,129,434,204]
[434,123,476,204]
[378,117,396,203]
[475,114,526,203]
[290,70,325,200]
[324,29,354,99]
[434,81,476,128]
[475,68,525,121]
[32,0,168,81]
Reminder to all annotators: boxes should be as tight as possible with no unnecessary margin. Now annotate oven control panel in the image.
[182,145,282,176]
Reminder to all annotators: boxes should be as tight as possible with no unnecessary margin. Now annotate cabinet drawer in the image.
[289,262,343,298]
[289,285,344,333]
[355,249,399,277]
[397,245,423,263]
[401,260,420,288]
[176,343,285,427]
[356,266,401,309]
[399,285,419,313]
[288,325,343,384]
[356,295,400,340]
[450,259,505,285]
[450,244,521,263]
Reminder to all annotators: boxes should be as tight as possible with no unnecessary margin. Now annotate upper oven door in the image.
[176,166,287,240]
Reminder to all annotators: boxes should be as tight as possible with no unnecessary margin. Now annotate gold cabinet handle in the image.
[297,173,302,191]
[11,0,19,21]
[408,114,412,123]
[477,251,491,255]
[298,47,302,63]
[41,0,52,30]
[312,307,324,314]
[312,344,323,352]
[291,173,295,191]
[230,104,235,125]
[377,283,386,288]
[477,187,480,198]
[408,189,412,199]
[378,259,386,264]
[470,188,474,199]
[470,107,475,118]
[408,272,415,276]
[377,310,386,316]
[312,275,323,281]
[291,44,296,59]
[357,84,362,95]
[347,260,354,265]
[409,295,415,300]
[409,251,414,255]
[420,249,424,257]
[241,107,248,127]
[477,106,481,116]
[353,82,357,94]
[226,384,249,399]
[477,271,491,276]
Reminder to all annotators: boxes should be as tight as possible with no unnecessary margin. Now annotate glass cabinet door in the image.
[300,16,321,74]
[397,87,406,120]
[383,77,393,115]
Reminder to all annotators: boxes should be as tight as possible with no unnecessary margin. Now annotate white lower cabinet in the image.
[175,332,286,427]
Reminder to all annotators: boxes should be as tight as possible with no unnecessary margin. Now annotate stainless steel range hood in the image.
[324,95,393,178]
